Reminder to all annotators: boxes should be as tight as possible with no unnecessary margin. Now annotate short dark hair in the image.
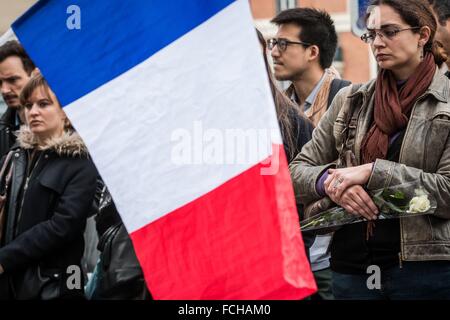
[428,0,450,25]
[271,8,338,69]
[0,40,35,75]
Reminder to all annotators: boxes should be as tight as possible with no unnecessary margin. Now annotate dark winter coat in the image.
[0,128,97,299]
[0,108,19,159]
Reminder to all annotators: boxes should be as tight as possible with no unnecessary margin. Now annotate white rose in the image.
[408,195,431,213]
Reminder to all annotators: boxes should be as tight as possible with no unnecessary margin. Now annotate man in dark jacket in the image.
[0,40,36,158]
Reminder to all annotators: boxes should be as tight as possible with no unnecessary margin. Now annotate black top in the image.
[0,145,97,299]
[330,130,405,274]
[281,108,314,164]
[279,108,315,253]
[0,108,20,159]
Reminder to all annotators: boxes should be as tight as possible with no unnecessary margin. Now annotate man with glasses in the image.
[270,8,350,127]
[270,8,350,301]
[428,0,450,76]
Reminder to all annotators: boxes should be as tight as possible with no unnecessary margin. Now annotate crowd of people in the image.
[1,0,450,300]
[0,42,150,299]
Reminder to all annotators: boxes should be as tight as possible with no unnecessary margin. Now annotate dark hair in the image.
[367,0,446,63]
[428,0,450,26]
[271,8,338,69]
[0,40,35,75]
[256,29,311,160]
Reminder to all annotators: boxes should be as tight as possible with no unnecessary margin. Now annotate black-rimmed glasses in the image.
[267,38,312,51]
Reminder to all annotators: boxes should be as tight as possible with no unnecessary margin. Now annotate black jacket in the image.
[0,128,97,299]
[279,109,315,253]
[0,108,19,159]
[282,108,314,164]
[87,186,151,300]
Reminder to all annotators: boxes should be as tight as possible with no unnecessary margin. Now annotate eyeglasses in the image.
[267,38,311,52]
[360,26,421,44]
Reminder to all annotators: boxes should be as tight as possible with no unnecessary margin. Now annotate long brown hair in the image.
[256,29,311,160]
[366,0,447,65]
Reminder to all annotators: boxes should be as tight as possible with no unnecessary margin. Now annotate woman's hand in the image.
[332,185,379,220]
[0,264,4,274]
[324,163,374,200]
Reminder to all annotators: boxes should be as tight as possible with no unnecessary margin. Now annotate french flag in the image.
[10,0,316,299]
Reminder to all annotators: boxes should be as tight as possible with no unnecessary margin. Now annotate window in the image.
[276,0,297,13]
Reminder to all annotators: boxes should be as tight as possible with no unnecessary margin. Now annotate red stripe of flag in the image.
[130,144,316,299]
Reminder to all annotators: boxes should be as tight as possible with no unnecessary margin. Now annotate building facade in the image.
[0,1,374,88]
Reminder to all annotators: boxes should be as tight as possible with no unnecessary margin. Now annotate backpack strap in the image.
[338,83,364,167]
[327,78,352,109]
[0,151,14,193]
[0,151,13,180]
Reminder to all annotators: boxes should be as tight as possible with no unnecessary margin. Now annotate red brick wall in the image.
[250,0,347,18]
[249,0,276,19]
[299,0,347,13]
[340,32,372,83]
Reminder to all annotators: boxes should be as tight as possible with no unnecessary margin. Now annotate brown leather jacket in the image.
[290,69,450,262]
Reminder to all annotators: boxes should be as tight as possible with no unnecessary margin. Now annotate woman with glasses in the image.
[290,0,450,299]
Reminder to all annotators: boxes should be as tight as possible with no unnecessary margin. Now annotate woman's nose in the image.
[372,33,385,47]
[28,104,40,115]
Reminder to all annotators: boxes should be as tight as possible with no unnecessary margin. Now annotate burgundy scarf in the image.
[361,52,436,164]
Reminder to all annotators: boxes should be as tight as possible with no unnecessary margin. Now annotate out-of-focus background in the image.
[0,0,375,113]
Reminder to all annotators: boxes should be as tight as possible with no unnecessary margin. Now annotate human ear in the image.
[308,45,320,62]
[418,26,431,47]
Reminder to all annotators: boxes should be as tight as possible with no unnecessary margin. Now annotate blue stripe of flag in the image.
[12,0,235,107]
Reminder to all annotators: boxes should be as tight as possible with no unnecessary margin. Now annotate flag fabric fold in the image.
[11,0,316,299]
